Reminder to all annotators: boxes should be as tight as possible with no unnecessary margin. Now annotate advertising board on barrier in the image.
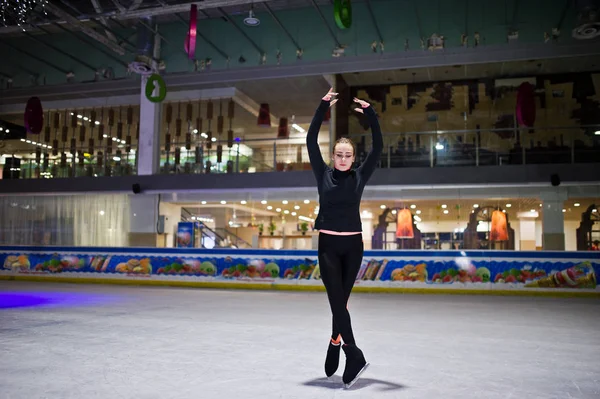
[1,247,598,294]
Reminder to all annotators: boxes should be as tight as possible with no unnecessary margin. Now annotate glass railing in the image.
[3,125,599,179]
[158,125,600,174]
[0,144,138,179]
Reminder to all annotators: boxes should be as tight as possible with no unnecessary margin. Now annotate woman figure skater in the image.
[306,87,382,388]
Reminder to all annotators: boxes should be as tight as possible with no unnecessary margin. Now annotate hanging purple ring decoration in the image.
[516,82,536,127]
[24,96,43,135]
[184,4,197,60]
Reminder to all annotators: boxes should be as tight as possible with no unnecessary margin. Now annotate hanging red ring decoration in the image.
[24,96,43,135]
[184,4,197,60]
[516,82,536,127]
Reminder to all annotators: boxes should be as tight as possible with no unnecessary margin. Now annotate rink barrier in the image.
[0,246,598,297]
[1,275,599,298]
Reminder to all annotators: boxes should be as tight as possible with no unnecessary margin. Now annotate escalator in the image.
[181,209,252,249]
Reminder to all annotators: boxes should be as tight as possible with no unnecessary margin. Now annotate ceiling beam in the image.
[89,0,120,44]
[50,23,131,68]
[232,90,278,126]
[308,0,342,49]
[0,40,70,75]
[32,0,276,23]
[21,31,99,73]
[44,2,127,55]
[261,2,303,56]
[217,7,265,59]
[171,12,229,61]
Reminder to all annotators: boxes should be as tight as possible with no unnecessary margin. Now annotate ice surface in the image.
[1,281,599,399]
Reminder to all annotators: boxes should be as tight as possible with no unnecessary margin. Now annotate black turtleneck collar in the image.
[332,167,355,179]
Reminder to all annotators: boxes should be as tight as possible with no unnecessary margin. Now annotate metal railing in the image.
[3,124,599,179]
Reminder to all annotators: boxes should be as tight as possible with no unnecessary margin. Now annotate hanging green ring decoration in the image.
[334,0,352,30]
[145,73,167,103]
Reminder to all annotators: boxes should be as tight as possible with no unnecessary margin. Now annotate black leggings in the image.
[318,232,364,346]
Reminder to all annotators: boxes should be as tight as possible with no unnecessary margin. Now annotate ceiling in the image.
[180,196,600,224]
[0,0,345,36]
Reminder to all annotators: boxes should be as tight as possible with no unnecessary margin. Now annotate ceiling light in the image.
[380,205,386,209]
[241,200,247,205]
[416,210,422,214]
[391,210,397,214]
[530,209,535,212]
[562,209,566,212]
[473,204,479,208]
[243,9,260,26]
[595,131,600,135]
[443,210,449,214]
[201,201,207,204]
[294,205,300,210]
[282,200,288,204]
[304,200,310,204]
[592,209,597,213]
[276,208,281,212]
[267,206,273,210]
[99,210,105,215]
[410,204,416,209]
[283,210,289,214]
[574,203,580,207]
[261,200,267,205]
[220,201,226,204]
[441,204,447,209]
[506,204,511,208]
[292,124,305,133]
[292,212,297,216]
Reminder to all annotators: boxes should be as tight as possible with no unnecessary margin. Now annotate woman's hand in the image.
[322,87,339,107]
[353,97,370,114]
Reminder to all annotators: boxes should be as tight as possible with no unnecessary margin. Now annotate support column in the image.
[517,211,538,251]
[137,25,162,176]
[540,189,567,250]
[334,74,350,142]
[323,74,336,158]
[137,77,162,175]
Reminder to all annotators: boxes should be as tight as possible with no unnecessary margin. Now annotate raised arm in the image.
[307,88,338,184]
[354,99,383,181]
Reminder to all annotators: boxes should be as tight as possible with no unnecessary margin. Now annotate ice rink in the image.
[1,281,599,399]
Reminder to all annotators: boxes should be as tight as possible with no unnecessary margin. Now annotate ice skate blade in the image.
[343,362,369,389]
